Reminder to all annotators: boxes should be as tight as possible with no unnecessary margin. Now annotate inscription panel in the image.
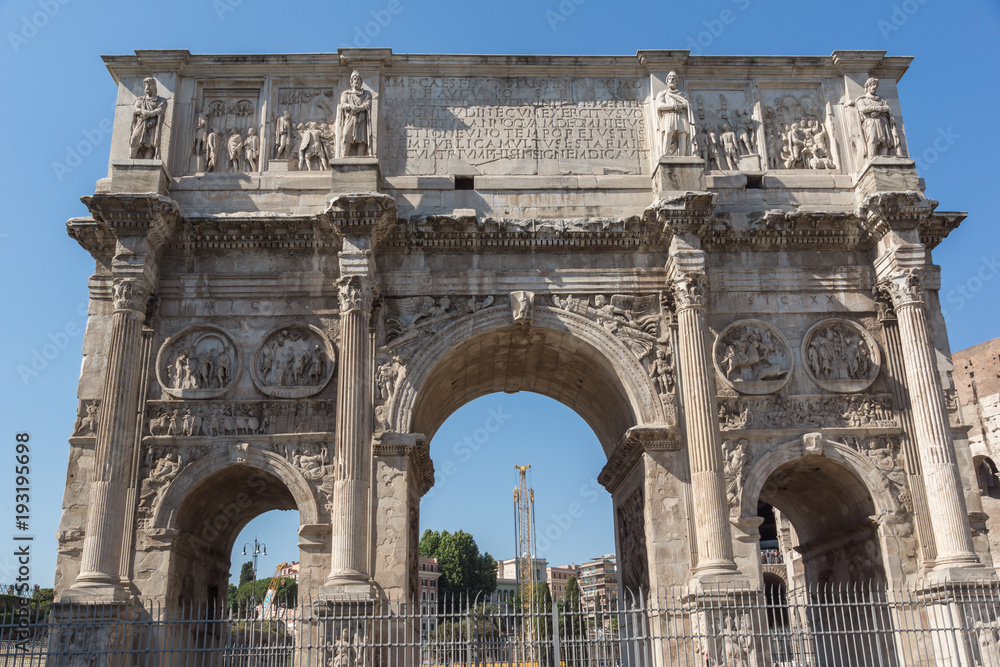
[383,76,650,176]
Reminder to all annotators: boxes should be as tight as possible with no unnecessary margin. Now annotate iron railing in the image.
[0,581,998,666]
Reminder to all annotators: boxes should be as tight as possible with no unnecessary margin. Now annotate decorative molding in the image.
[598,425,680,492]
[718,393,897,432]
[324,193,397,244]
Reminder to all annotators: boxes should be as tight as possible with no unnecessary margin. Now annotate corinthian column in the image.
[328,274,377,590]
[66,194,177,601]
[883,269,979,569]
[671,270,739,577]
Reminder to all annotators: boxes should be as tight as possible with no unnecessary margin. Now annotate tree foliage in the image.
[419,529,497,606]
[230,577,298,610]
[239,561,255,588]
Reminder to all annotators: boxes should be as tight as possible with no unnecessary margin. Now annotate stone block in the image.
[854,156,920,199]
[652,156,706,194]
[109,159,170,195]
[330,157,380,193]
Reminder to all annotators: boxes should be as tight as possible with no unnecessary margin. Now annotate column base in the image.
[923,560,997,585]
[60,579,133,604]
[689,564,749,592]
[324,572,380,598]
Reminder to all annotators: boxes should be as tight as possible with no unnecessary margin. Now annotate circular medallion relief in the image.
[251,324,337,398]
[156,325,241,399]
[713,320,793,395]
[801,319,881,393]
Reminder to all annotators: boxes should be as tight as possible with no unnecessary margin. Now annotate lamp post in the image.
[241,538,267,604]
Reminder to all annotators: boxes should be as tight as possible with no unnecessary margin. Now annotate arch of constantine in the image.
[53,48,999,661]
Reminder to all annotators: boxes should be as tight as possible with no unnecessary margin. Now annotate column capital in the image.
[872,281,898,323]
[337,274,377,315]
[881,268,926,309]
[111,277,153,318]
[855,190,937,241]
[670,270,708,311]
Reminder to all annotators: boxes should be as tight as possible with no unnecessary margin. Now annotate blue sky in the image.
[1,0,998,589]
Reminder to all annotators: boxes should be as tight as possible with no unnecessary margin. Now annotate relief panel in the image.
[801,319,881,393]
[155,325,240,400]
[251,324,337,399]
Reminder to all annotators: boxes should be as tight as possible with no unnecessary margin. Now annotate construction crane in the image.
[260,562,289,615]
[512,465,537,608]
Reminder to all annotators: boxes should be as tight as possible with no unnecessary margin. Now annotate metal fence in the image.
[1,581,998,666]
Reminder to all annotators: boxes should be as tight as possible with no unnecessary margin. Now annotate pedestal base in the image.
[110,159,170,195]
[652,155,706,194]
[330,157,380,193]
[854,156,920,198]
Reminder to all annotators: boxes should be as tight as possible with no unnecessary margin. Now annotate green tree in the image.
[560,576,584,640]
[420,529,498,606]
[419,529,441,558]
[231,577,298,611]
[239,561,255,587]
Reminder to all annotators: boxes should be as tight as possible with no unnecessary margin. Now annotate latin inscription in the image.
[384,76,650,176]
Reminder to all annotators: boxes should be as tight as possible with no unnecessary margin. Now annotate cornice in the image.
[173,214,342,253]
[598,425,680,493]
[703,209,869,251]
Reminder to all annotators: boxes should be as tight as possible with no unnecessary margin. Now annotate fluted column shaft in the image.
[329,275,375,584]
[673,273,738,575]
[887,270,978,568]
[74,279,151,591]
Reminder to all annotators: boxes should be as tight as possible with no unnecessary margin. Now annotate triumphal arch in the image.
[57,48,997,615]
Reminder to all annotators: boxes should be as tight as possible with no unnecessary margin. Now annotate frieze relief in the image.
[155,326,240,400]
[251,325,336,399]
[191,89,260,174]
[145,400,336,437]
[718,393,896,431]
[761,91,837,171]
[72,399,101,437]
[272,85,341,165]
[691,90,761,172]
[713,320,792,395]
[802,319,881,393]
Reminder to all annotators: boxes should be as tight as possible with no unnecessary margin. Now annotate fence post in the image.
[551,597,561,667]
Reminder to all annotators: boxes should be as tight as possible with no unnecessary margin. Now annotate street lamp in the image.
[241,538,267,604]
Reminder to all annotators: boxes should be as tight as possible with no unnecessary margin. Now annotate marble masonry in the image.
[57,48,996,620]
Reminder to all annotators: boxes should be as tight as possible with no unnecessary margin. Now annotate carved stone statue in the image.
[974,620,999,667]
[227,128,244,172]
[510,291,535,325]
[139,452,182,508]
[735,106,756,155]
[298,121,329,171]
[244,128,260,172]
[329,628,358,667]
[853,77,901,160]
[650,346,674,395]
[129,77,167,159]
[338,70,373,157]
[723,439,750,512]
[718,123,740,171]
[193,109,208,157]
[274,110,292,159]
[206,127,221,172]
[654,72,693,157]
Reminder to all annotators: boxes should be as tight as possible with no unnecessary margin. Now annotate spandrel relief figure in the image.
[129,77,167,159]
[853,77,902,161]
[654,71,693,157]
[252,325,336,398]
[139,452,182,509]
[337,70,372,157]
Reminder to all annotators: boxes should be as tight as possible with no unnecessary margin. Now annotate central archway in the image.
[394,305,665,454]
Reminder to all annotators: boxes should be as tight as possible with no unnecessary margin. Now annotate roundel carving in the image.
[156,325,240,399]
[801,319,881,393]
[713,320,792,395]
[251,324,337,398]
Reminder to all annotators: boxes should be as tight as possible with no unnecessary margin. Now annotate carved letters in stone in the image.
[156,325,240,399]
[802,319,881,393]
[252,325,337,399]
[719,393,896,431]
[714,320,792,395]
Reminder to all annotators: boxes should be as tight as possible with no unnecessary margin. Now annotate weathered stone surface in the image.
[55,49,993,611]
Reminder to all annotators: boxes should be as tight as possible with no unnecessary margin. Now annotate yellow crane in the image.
[261,562,289,615]
[513,465,537,605]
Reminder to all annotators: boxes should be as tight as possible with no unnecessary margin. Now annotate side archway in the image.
[388,304,667,455]
[739,435,907,586]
